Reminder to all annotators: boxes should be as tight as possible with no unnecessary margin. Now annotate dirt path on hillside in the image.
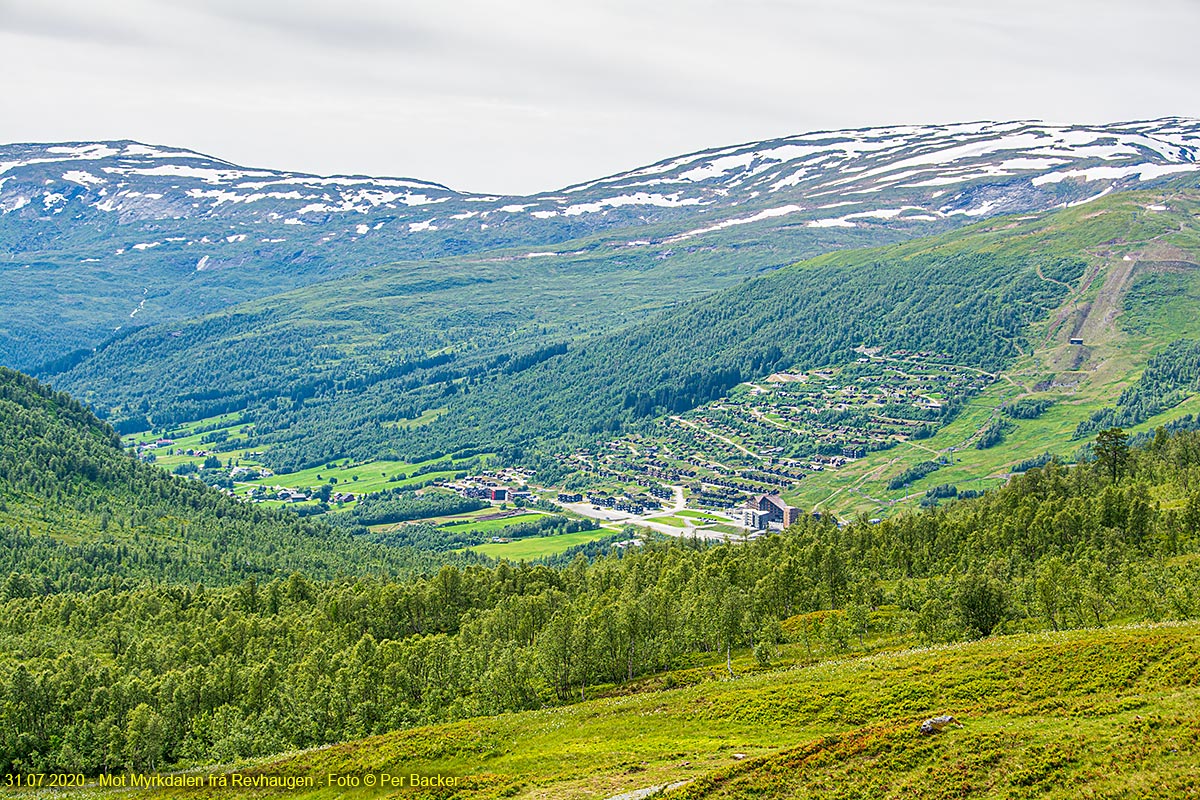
[1075,256,1137,341]
[1035,264,1073,290]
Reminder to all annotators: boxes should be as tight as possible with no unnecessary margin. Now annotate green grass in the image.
[646,515,698,528]
[703,523,745,535]
[67,621,1200,800]
[401,506,514,526]
[125,412,493,498]
[126,411,490,507]
[469,527,616,560]
[383,406,447,429]
[442,512,546,535]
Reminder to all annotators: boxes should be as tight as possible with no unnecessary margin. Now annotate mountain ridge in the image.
[4,117,1200,370]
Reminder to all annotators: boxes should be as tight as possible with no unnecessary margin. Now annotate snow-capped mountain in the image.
[2,118,1199,369]
[3,119,1198,258]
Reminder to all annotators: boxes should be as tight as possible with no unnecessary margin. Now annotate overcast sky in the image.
[2,0,1198,195]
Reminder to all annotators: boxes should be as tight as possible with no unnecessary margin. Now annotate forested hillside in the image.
[256,248,1084,471]
[1077,337,1200,436]
[42,187,1200,488]
[48,224,889,434]
[3,420,1199,776]
[0,368,454,591]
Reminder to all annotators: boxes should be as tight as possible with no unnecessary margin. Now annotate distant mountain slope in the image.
[3,118,1199,368]
[419,185,1199,438]
[0,367,441,590]
[256,234,1085,470]
[95,187,1194,475]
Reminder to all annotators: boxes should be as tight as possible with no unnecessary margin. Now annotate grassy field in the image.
[237,461,457,496]
[646,515,697,528]
[703,523,745,536]
[469,527,616,560]
[443,512,546,535]
[645,516,745,536]
[50,621,1200,799]
[125,414,490,506]
[383,407,448,429]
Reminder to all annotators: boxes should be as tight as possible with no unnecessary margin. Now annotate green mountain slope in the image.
[249,187,1200,476]
[48,217,900,432]
[779,188,1200,517]
[45,181,1200,494]
[0,368,449,591]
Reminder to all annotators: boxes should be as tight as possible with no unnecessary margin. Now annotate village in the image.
[560,350,995,515]
[120,350,991,551]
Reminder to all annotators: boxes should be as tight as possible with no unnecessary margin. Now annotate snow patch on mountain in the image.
[1032,162,1200,185]
[666,205,804,242]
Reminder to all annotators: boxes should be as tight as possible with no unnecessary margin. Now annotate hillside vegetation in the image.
[76,622,1197,800]
[0,368,455,591]
[3,387,1200,784]
[46,219,896,435]
[223,232,1084,473]
[55,187,1200,487]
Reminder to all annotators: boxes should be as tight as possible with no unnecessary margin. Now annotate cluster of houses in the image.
[230,465,273,480]
[585,492,662,515]
[464,485,520,502]
[447,471,536,504]
[245,486,357,504]
[135,437,175,454]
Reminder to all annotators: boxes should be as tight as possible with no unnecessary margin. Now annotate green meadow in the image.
[125,413,491,507]
[444,512,546,535]
[49,622,1200,800]
[469,527,617,560]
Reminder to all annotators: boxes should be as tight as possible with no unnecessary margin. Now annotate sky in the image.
[2,0,1198,195]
